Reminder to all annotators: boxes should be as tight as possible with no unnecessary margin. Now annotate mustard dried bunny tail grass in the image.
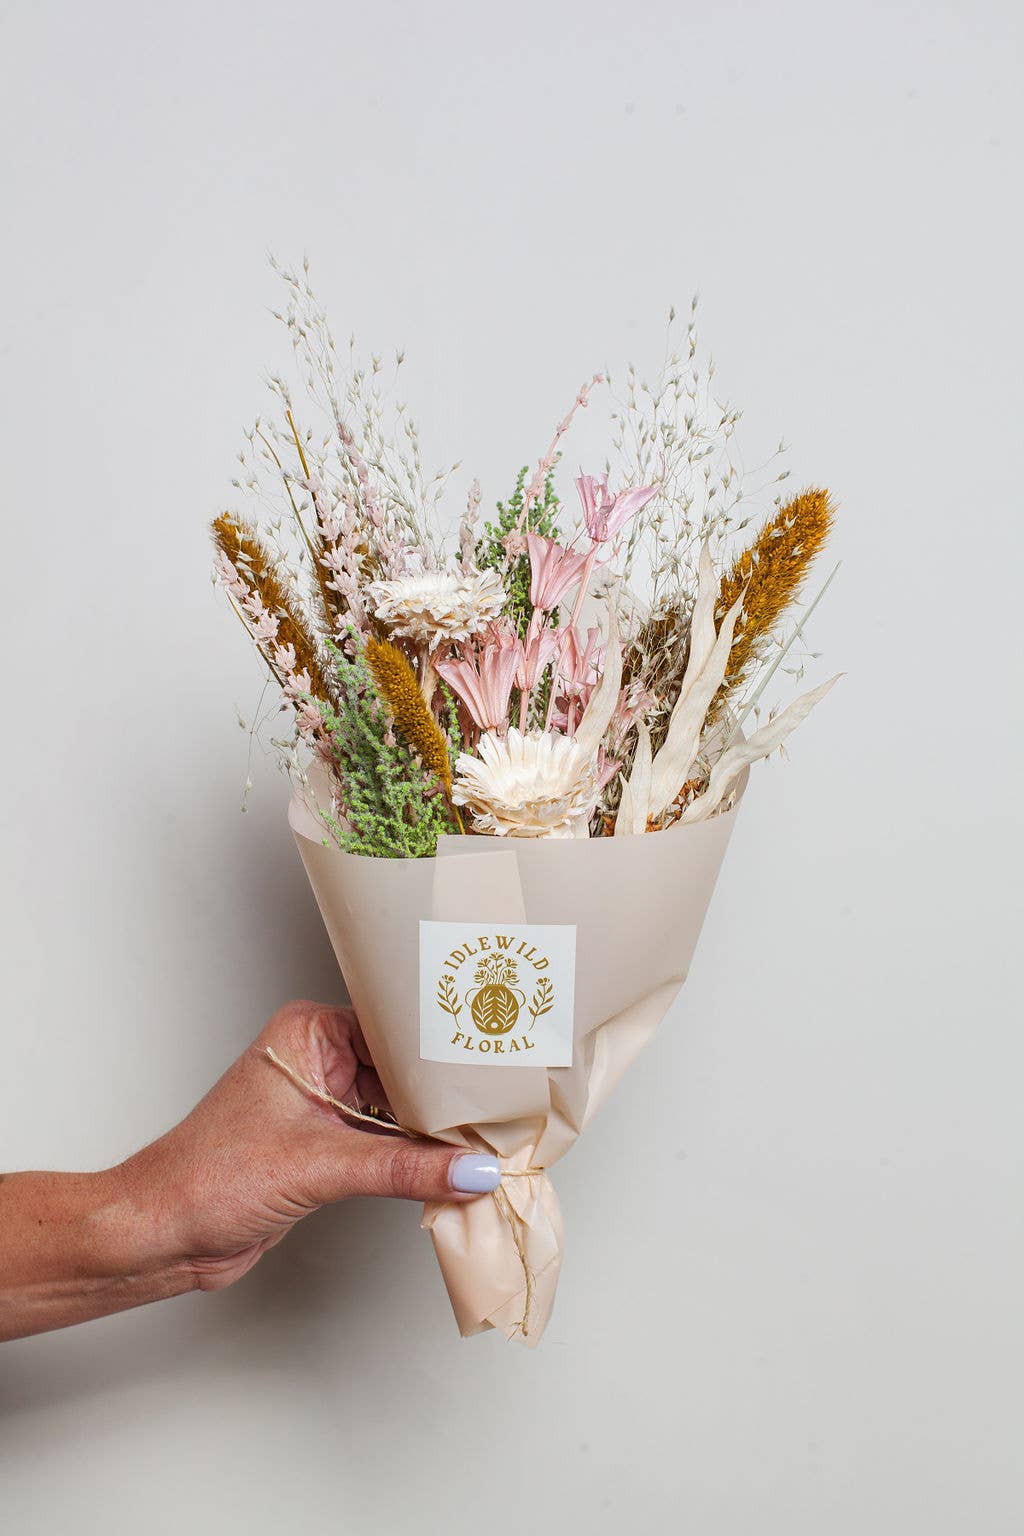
[716,485,835,695]
[365,636,453,791]
[212,512,334,705]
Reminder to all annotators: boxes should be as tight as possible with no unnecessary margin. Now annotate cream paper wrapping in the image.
[288,765,746,1345]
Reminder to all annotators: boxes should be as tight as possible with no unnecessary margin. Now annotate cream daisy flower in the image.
[366,568,505,648]
[453,728,600,839]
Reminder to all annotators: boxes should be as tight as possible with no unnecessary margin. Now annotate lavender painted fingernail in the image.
[450,1154,501,1193]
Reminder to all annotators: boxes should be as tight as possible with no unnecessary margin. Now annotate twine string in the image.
[264,1045,413,1135]
[262,1046,543,1336]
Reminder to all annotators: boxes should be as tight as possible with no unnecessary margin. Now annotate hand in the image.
[121,999,502,1290]
[0,1001,501,1340]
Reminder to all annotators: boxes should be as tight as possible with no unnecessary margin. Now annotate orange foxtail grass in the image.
[365,637,453,791]
[716,486,835,696]
[211,512,334,706]
[365,637,465,832]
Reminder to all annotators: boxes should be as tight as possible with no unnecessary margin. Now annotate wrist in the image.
[104,1142,198,1279]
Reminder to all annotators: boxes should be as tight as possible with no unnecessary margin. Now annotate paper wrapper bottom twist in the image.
[289,764,745,1345]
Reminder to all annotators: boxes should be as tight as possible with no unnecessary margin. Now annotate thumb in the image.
[324,1132,502,1204]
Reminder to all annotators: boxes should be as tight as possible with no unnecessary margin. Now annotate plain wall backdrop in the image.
[1,1,1021,1531]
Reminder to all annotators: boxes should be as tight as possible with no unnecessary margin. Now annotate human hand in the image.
[121,999,501,1290]
[0,1001,500,1340]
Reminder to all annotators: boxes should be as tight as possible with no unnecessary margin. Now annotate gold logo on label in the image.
[434,934,555,1056]
[468,954,523,1034]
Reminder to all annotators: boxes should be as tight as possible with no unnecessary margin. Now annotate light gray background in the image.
[1,2,1021,1531]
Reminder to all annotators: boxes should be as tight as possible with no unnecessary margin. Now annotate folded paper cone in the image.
[289,762,747,1345]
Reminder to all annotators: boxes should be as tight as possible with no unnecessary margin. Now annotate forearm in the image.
[0,1166,195,1342]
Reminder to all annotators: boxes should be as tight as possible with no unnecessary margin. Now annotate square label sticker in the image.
[419,920,576,1067]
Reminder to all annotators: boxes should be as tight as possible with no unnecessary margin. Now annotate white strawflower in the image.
[453,728,600,839]
[366,567,505,647]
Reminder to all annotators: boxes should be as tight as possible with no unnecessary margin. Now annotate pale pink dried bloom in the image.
[560,624,604,698]
[596,748,620,791]
[331,419,414,581]
[267,641,327,745]
[213,550,249,602]
[302,475,369,634]
[436,627,519,733]
[272,641,298,676]
[526,533,593,613]
[242,591,280,644]
[547,624,604,733]
[607,683,656,757]
[516,613,561,692]
[295,696,325,741]
[576,472,659,544]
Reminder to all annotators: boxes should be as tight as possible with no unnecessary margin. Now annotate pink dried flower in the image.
[526,533,594,613]
[576,473,659,544]
[596,748,620,791]
[242,591,280,644]
[272,641,298,676]
[516,613,561,692]
[545,624,603,732]
[436,627,520,733]
[213,550,248,603]
[295,696,326,741]
[560,624,603,699]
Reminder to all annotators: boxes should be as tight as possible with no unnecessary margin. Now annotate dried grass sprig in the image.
[254,415,347,638]
[715,486,835,695]
[365,637,453,792]
[211,512,334,705]
[621,600,692,750]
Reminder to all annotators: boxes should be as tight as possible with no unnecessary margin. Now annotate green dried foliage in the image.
[438,682,463,771]
[474,465,561,637]
[319,638,457,858]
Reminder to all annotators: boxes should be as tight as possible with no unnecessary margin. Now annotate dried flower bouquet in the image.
[211,263,839,1343]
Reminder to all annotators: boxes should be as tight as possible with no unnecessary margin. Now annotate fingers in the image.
[296,1003,387,1108]
[313,1131,502,1205]
[305,1002,360,1052]
[256,1003,397,1139]
[354,1063,389,1113]
[270,1001,364,1106]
